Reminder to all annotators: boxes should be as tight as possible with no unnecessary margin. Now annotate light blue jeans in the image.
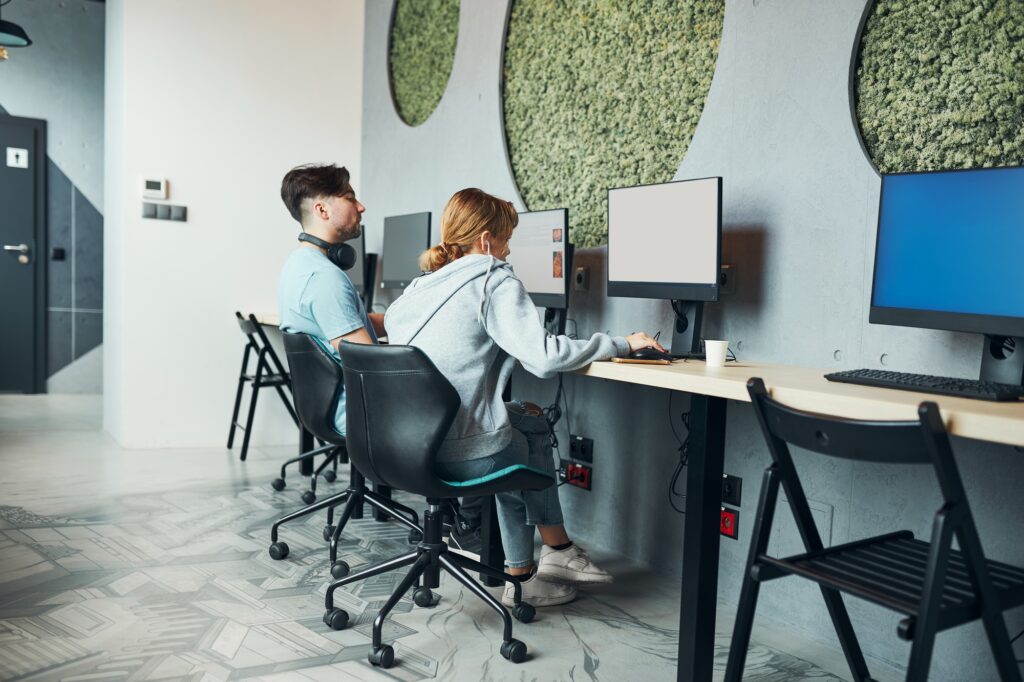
[435,404,564,568]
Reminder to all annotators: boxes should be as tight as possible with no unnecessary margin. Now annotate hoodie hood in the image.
[386,254,514,343]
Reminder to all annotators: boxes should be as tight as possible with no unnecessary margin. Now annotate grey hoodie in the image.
[384,254,629,462]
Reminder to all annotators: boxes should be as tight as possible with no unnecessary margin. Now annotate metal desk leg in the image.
[299,427,314,477]
[678,394,728,682]
[479,495,506,587]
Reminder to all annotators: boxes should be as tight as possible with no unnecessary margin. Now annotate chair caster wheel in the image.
[512,602,535,623]
[323,525,336,542]
[323,470,337,483]
[368,644,394,668]
[330,560,350,579]
[413,586,434,607]
[301,491,316,504]
[322,608,349,631]
[408,529,422,544]
[271,478,286,491]
[500,638,527,663]
[268,542,289,560]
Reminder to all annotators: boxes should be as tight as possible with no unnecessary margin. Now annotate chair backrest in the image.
[281,332,346,445]
[338,341,461,496]
[235,312,290,377]
[747,377,967,505]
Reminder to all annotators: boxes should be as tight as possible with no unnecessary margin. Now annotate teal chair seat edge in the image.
[440,463,553,488]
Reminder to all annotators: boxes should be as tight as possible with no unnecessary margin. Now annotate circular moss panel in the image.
[503,0,724,248]
[855,0,1024,173]
[389,0,460,127]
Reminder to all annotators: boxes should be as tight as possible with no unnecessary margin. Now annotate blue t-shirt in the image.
[277,247,377,435]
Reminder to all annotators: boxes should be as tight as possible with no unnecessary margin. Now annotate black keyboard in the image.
[824,369,1024,402]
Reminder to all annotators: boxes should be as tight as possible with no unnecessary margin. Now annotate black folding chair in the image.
[227,312,299,461]
[725,378,1024,682]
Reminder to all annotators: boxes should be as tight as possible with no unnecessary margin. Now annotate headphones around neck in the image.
[298,232,357,271]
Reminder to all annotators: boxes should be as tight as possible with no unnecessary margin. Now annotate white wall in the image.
[104,0,365,448]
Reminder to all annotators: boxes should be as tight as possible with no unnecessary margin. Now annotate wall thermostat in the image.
[141,178,168,200]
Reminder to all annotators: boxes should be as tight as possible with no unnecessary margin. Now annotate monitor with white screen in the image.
[607,177,722,356]
[381,212,431,289]
[607,177,721,301]
[507,208,569,309]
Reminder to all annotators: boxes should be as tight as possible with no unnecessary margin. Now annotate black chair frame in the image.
[319,341,557,669]
[725,378,1024,682]
[227,312,299,461]
[268,333,426,573]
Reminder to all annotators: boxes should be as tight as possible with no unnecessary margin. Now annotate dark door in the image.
[0,116,46,393]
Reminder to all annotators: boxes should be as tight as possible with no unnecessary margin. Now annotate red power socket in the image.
[566,462,592,491]
[720,507,739,540]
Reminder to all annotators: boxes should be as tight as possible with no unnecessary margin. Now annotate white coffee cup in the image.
[705,340,729,368]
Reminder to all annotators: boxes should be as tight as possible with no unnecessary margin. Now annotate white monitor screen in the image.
[507,209,568,305]
[607,177,721,300]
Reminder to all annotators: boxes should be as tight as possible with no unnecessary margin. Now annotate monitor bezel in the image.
[381,211,432,289]
[606,177,722,302]
[868,165,1024,338]
[510,207,571,310]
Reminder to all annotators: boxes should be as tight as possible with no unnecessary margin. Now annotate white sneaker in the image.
[501,573,577,607]
[536,544,613,584]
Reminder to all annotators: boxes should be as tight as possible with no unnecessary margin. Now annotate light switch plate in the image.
[142,202,158,219]
[170,205,187,222]
[156,204,171,220]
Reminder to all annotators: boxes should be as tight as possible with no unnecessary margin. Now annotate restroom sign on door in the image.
[6,147,29,168]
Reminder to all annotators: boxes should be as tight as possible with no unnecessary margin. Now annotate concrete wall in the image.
[0,0,105,392]
[103,0,364,448]
[360,1,1024,679]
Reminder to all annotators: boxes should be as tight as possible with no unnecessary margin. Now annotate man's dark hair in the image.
[280,164,352,224]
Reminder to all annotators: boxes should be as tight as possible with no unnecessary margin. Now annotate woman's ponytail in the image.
[419,241,465,273]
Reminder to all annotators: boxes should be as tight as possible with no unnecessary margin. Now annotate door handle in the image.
[3,244,29,254]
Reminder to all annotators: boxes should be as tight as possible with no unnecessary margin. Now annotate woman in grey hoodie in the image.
[385,188,664,607]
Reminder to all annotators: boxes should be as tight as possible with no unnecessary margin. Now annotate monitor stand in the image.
[670,300,704,359]
[543,308,568,336]
[980,335,1024,386]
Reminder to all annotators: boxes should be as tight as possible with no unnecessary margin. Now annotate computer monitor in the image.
[507,208,572,334]
[870,165,1024,385]
[607,177,722,356]
[381,212,431,289]
[507,208,570,308]
[347,232,366,293]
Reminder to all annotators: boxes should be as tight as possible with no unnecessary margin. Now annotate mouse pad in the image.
[610,357,671,365]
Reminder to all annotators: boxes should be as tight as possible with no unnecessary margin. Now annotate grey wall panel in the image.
[47,311,72,376]
[362,1,1024,678]
[46,160,73,309]
[73,187,104,311]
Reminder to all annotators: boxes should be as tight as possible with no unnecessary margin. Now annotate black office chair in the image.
[725,378,1024,682]
[227,312,299,462]
[320,341,554,669]
[268,333,423,573]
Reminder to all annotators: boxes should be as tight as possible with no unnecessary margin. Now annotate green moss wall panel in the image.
[502,0,724,248]
[855,0,1024,173]
[389,0,459,127]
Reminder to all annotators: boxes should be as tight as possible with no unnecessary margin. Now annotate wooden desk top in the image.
[253,312,279,327]
[579,360,1024,448]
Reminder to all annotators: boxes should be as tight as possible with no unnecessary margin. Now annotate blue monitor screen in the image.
[872,167,1024,321]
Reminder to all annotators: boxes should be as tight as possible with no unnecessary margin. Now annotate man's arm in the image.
[367,312,386,338]
[331,327,374,353]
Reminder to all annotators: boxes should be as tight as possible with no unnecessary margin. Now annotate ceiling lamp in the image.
[0,1,32,49]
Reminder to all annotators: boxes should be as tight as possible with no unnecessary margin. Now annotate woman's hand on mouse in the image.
[625,332,666,353]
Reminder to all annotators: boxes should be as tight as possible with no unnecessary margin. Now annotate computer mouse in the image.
[628,347,672,361]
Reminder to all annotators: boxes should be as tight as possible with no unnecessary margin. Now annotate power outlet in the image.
[720,507,739,540]
[722,474,742,507]
[558,458,570,483]
[565,462,592,490]
[569,435,594,462]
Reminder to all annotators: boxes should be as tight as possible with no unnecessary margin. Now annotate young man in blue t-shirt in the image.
[277,164,384,435]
